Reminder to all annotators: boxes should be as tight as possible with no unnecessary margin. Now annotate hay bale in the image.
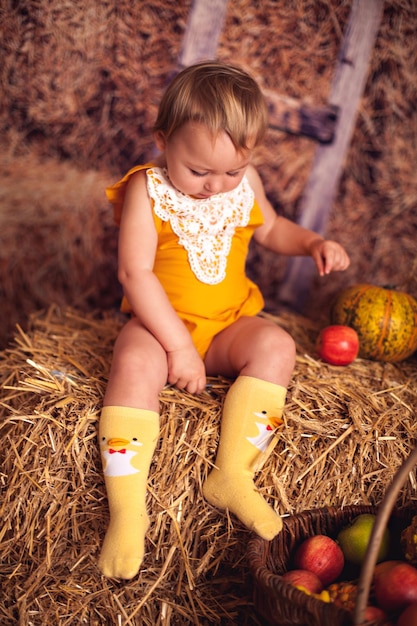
[1,1,416,322]
[0,155,120,349]
[1,306,416,624]
[0,0,190,172]
[0,0,417,319]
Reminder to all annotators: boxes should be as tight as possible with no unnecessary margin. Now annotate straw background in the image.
[0,0,416,347]
[1,1,417,624]
[1,306,417,625]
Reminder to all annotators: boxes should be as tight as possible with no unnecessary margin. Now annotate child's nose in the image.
[204,177,222,194]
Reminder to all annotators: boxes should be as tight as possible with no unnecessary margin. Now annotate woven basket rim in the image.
[247,503,416,626]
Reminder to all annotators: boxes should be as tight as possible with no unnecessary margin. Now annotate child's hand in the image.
[310,239,350,276]
[167,345,207,395]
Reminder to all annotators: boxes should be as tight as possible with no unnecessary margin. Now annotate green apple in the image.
[337,514,389,566]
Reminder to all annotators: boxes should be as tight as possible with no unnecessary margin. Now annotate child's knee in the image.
[250,325,296,381]
[278,329,296,363]
[260,324,295,358]
[112,339,168,388]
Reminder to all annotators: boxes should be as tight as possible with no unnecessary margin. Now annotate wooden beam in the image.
[265,90,339,144]
[177,0,339,143]
[279,0,385,312]
[178,0,229,68]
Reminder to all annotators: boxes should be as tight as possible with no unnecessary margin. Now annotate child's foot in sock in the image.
[203,470,282,540]
[98,407,159,579]
[98,509,149,579]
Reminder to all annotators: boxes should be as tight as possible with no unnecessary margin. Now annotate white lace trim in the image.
[146,167,254,284]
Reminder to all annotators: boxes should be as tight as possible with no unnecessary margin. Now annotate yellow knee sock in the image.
[98,406,159,579]
[202,375,286,540]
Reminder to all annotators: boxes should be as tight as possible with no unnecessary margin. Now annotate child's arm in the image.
[247,165,350,276]
[117,171,206,394]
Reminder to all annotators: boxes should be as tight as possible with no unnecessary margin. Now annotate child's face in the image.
[155,122,252,199]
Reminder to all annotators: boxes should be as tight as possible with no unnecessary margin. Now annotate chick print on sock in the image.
[101,436,143,477]
[246,412,283,453]
[98,406,159,580]
[202,376,286,541]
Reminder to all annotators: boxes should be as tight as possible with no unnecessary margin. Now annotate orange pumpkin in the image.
[331,284,417,362]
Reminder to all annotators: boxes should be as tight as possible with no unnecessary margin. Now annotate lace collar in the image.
[146,167,254,285]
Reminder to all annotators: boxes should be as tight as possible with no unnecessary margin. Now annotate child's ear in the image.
[154,131,166,152]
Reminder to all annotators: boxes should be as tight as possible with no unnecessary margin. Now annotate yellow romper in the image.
[106,164,265,358]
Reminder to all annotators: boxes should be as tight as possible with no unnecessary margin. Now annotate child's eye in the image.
[227,171,240,177]
[190,169,207,177]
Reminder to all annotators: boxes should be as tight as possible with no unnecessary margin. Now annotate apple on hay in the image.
[316,325,359,366]
[293,535,345,587]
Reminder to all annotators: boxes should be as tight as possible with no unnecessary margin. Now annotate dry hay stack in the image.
[1,306,417,625]
[1,1,417,338]
[0,1,189,172]
[0,155,120,349]
[240,0,417,315]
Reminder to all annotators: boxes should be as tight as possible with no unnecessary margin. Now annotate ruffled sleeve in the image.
[106,163,155,226]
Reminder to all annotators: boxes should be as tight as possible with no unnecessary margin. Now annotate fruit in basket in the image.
[293,535,344,586]
[363,605,388,624]
[282,569,323,594]
[331,284,417,362]
[326,580,357,612]
[374,561,417,612]
[397,601,417,626]
[327,582,389,623]
[401,514,417,565]
[315,325,359,365]
[374,560,403,584]
[337,514,390,565]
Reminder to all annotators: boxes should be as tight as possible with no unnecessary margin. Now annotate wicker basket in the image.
[247,504,416,626]
[248,448,417,626]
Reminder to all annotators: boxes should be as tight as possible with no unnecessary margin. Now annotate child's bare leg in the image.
[204,316,296,388]
[98,318,167,579]
[103,317,167,411]
[203,317,295,539]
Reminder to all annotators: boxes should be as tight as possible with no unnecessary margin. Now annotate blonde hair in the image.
[153,61,268,151]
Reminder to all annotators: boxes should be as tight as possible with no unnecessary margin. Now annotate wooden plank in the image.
[278,0,385,312]
[177,0,338,143]
[265,90,339,143]
[178,0,229,68]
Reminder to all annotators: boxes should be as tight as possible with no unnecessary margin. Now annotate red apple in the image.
[397,601,417,626]
[374,561,417,613]
[293,534,345,586]
[373,560,403,585]
[363,605,387,624]
[282,569,323,594]
[316,325,359,366]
